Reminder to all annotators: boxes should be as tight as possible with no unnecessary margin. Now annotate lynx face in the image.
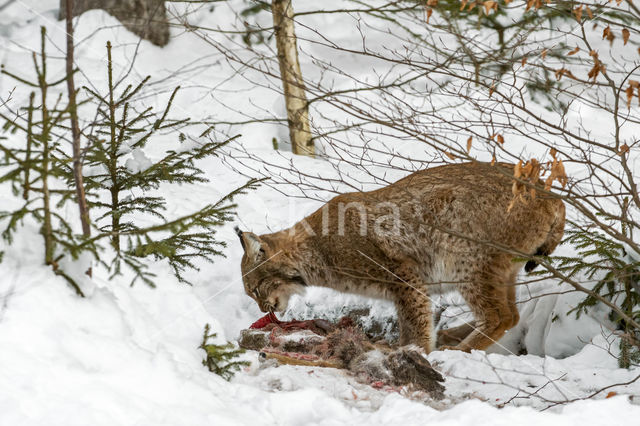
[237,229,306,313]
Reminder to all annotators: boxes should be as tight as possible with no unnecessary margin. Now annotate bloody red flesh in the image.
[249,312,282,329]
[249,313,338,334]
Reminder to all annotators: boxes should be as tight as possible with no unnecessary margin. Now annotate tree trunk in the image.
[37,29,55,267]
[65,0,92,238]
[271,0,314,157]
[59,0,170,47]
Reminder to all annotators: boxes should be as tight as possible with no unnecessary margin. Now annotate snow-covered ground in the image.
[1,1,639,424]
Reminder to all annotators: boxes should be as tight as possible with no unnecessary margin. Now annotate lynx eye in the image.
[255,277,270,296]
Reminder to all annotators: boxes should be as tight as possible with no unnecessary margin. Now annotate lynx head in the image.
[236,227,306,313]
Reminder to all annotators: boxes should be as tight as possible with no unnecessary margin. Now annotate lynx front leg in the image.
[393,267,435,353]
[437,322,476,348]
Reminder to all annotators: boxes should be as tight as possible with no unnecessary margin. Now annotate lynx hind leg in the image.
[436,322,476,348]
[506,281,520,329]
[393,267,435,353]
[455,261,519,352]
[438,283,519,348]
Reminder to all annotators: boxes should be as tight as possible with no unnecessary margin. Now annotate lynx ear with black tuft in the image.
[234,226,245,250]
[236,228,265,262]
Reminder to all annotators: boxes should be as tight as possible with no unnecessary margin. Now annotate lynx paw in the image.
[437,344,471,353]
[437,345,458,351]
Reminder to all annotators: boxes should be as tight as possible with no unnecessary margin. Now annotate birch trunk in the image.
[271,0,314,156]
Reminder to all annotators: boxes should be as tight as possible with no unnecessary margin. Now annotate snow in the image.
[125,148,154,173]
[1,1,640,425]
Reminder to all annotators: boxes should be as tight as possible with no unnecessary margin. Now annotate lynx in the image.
[237,162,565,353]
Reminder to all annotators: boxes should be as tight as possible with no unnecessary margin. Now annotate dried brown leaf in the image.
[544,175,553,191]
[555,68,571,80]
[603,26,615,45]
[626,85,635,108]
[543,153,568,190]
[466,136,473,153]
[554,159,567,188]
[514,160,523,178]
[622,28,630,45]
[567,46,580,56]
[521,56,528,67]
[588,54,602,81]
[541,48,548,59]
[619,144,630,155]
[445,151,456,160]
[573,5,583,23]
[483,1,497,14]
[510,158,544,210]
[497,134,505,145]
[426,8,433,23]
[586,6,593,19]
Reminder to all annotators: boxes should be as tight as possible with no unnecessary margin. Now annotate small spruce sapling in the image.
[0,32,258,293]
[81,41,260,286]
[0,27,88,296]
[557,224,640,368]
[199,323,249,380]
